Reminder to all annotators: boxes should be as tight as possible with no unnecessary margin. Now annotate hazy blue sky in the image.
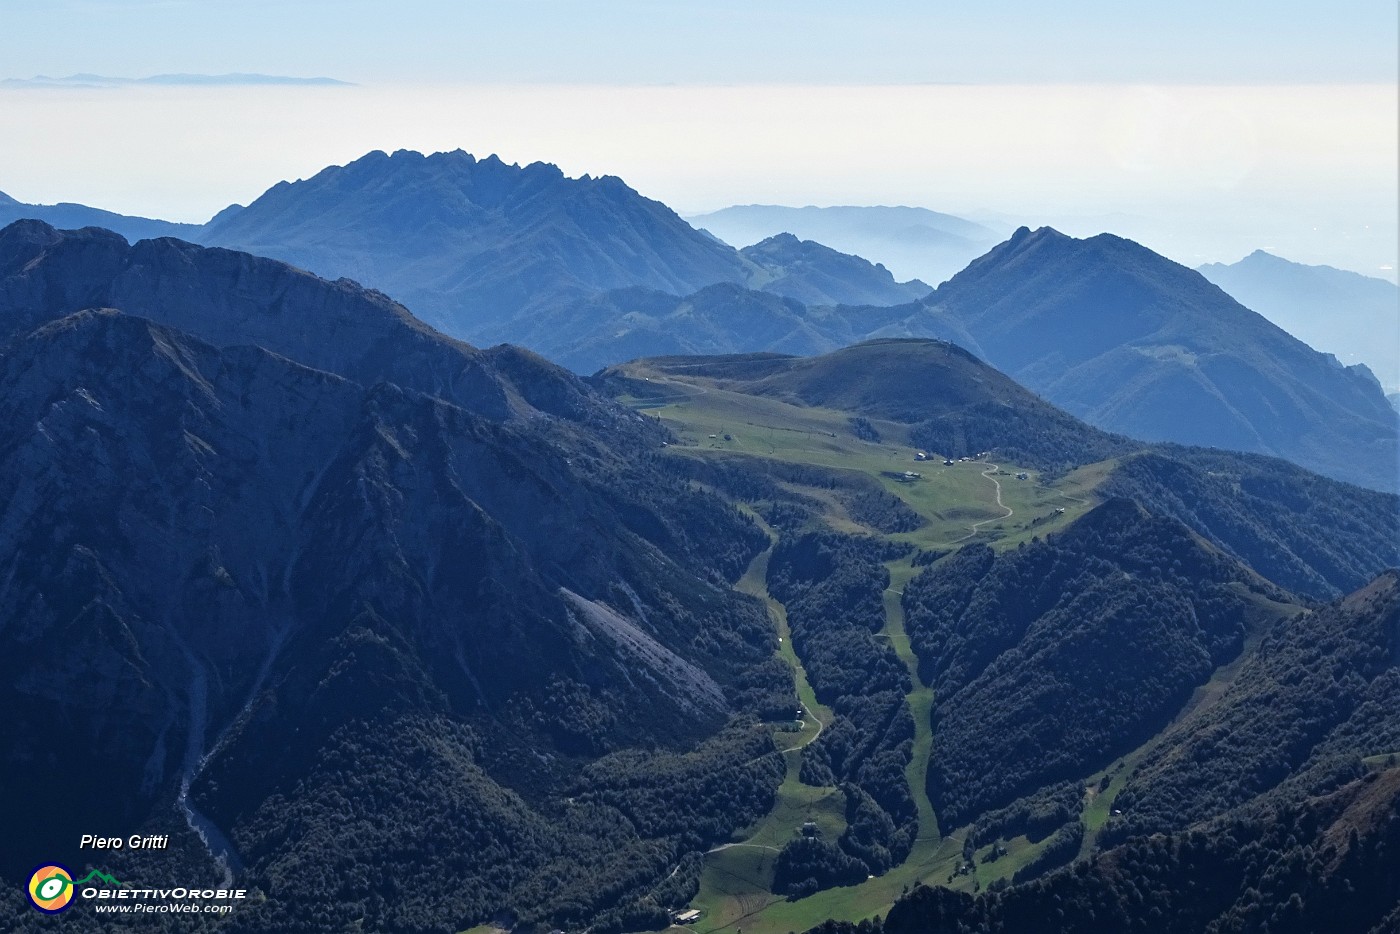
[5,0,1397,85]
[0,1,1396,278]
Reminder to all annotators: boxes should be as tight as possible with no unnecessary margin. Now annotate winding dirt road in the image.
[943,462,1014,546]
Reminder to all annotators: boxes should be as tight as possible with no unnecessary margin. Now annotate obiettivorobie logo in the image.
[25,862,247,915]
[27,865,120,913]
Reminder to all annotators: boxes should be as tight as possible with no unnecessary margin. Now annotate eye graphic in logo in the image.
[28,864,76,913]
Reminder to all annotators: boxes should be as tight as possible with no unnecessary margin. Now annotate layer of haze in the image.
[0,82,1394,279]
[2,1,1396,277]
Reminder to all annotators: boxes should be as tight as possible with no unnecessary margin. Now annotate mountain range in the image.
[4,152,1394,492]
[197,149,929,335]
[2,219,1397,932]
[1198,249,1400,392]
[563,228,1399,492]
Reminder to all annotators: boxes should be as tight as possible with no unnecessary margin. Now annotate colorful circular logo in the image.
[27,864,76,913]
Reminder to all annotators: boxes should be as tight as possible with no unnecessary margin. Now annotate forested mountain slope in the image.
[0,221,793,933]
[808,572,1400,934]
[904,499,1294,827]
[597,338,1399,933]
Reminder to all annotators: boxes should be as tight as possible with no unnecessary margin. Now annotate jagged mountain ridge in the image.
[199,149,747,332]
[10,162,1392,493]
[196,149,927,337]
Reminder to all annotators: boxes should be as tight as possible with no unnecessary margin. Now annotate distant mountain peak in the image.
[1011,224,1066,242]
[206,203,244,226]
[1197,249,1298,272]
[997,225,1077,256]
[193,148,757,338]
[685,204,1005,285]
[738,232,932,305]
[972,227,1196,280]
[1,72,352,89]
[1197,247,1400,395]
